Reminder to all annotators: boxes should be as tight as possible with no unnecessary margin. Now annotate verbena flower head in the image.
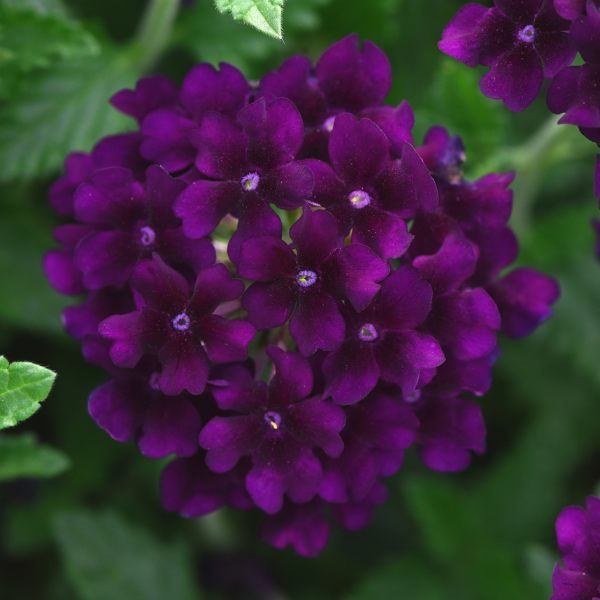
[551,495,600,599]
[439,0,576,111]
[45,34,560,557]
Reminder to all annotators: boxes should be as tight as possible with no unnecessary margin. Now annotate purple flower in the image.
[161,452,254,517]
[550,495,600,599]
[111,75,179,124]
[554,0,595,19]
[548,1,600,127]
[174,97,314,263]
[487,267,560,338]
[49,153,93,217]
[261,498,330,557]
[298,113,438,260]
[140,63,251,172]
[89,369,202,459]
[199,346,346,514]
[409,391,486,471]
[439,0,576,111]
[414,230,501,360]
[238,206,389,356]
[259,34,411,160]
[322,265,445,404]
[99,255,255,395]
[318,391,418,502]
[73,165,215,290]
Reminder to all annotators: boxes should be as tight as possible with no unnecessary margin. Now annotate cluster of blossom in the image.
[551,495,600,599]
[44,34,559,556]
[439,0,600,196]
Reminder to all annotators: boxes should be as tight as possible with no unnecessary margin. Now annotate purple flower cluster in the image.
[45,34,559,556]
[551,495,600,599]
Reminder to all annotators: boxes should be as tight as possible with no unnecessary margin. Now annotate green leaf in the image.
[0,49,137,182]
[214,0,284,39]
[54,510,200,600]
[0,7,98,73]
[0,0,68,15]
[0,357,56,429]
[0,432,69,480]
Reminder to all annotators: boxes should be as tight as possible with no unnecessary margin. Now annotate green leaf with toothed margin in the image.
[0,357,56,429]
[214,0,283,39]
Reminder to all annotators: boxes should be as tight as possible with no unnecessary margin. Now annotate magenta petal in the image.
[242,280,297,330]
[140,109,197,172]
[261,499,329,557]
[238,236,297,282]
[174,180,238,239]
[188,263,244,317]
[328,113,390,187]
[324,244,389,312]
[554,0,587,19]
[374,330,445,391]
[413,231,477,294]
[247,441,322,513]
[428,289,500,360]
[237,97,305,170]
[330,481,388,531]
[157,229,216,274]
[322,340,380,405]
[289,285,345,355]
[49,152,93,217]
[487,267,560,338]
[88,379,146,442]
[316,34,391,112]
[158,335,210,395]
[111,74,179,122]
[495,0,541,22]
[197,314,255,363]
[535,31,577,78]
[550,563,600,599]
[267,345,313,406]
[201,415,264,472]
[180,62,250,121]
[191,112,247,180]
[259,163,314,209]
[415,395,486,472]
[352,208,413,260]
[74,167,144,227]
[285,396,345,457]
[290,207,340,268]
[75,231,138,289]
[139,396,201,458]
[144,164,187,228]
[43,248,85,296]
[99,309,170,368]
[228,197,283,264]
[360,101,415,159]
[91,133,150,181]
[130,255,189,314]
[479,41,543,111]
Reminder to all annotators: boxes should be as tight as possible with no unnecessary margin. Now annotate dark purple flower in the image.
[487,267,560,338]
[298,113,437,260]
[548,1,600,127]
[261,498,330,557]
[99,255,255,395]
[111,75,179,124]
[140,63,251,172]
[550,495,600,599]
[44,224,92,296]
[73,165,215,289]
[259,34,407,160]
[414,230,501,360]
[238,206,389,356]
[199,346,346,514]
[89,370,202,458]
[161,452,254,517]
[62,287,135,340]
[439,0,576,111]
[329,479,388,531]
[318,392,418,502]
[174,97,314,263]
[554,0,589,19]
[409,392,486,471]
[322,265,445,404]
[49,153,93,218]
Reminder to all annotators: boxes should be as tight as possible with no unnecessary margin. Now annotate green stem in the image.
[128,0,180,72]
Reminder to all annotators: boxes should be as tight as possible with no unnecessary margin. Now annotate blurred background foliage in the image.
[1,0,599,598]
